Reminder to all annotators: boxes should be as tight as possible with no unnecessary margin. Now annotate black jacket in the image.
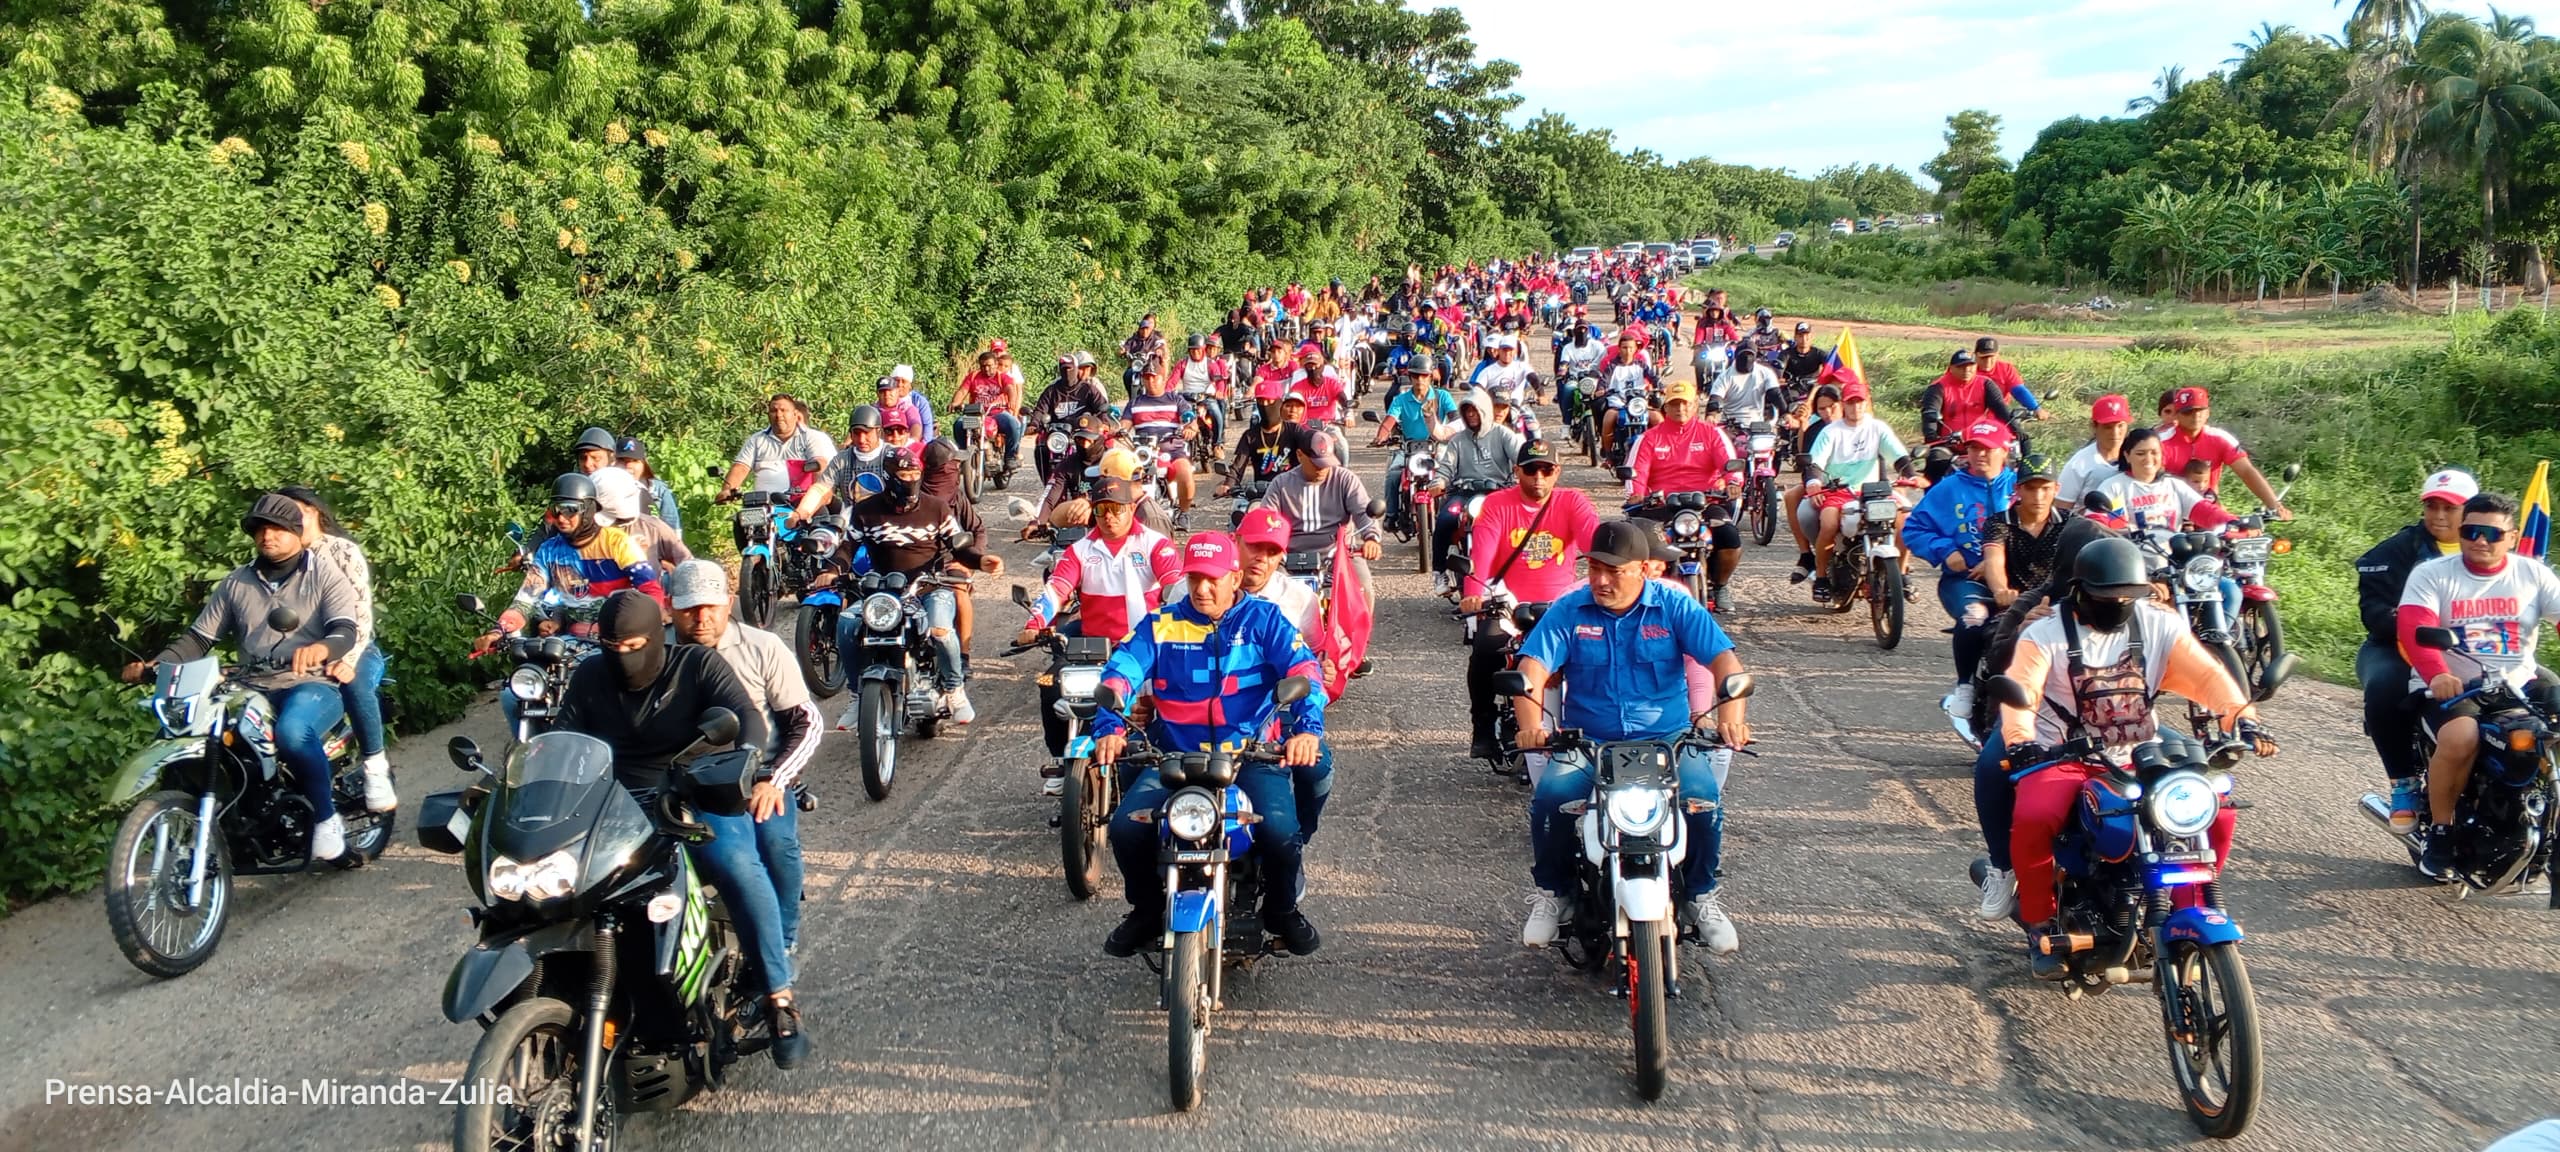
[2356,523,2441,648]
[557,644,768,792]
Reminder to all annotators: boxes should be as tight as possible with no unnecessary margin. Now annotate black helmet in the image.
[1187,332,1210,350]
[847,404,882,430]
[574,426,618,454]
[1754,308,1774,322]
[550,472,599,505]
[2072,537,2152,601]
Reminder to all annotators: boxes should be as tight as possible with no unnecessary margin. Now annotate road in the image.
[4,332,2557,1152]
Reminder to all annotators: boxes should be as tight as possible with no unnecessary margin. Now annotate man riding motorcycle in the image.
[1430,388,1523,595]
[2355,469,2476,833]
[1801,384,1918,601]
[1905,423,2019,747]
[819,445,1004,727]
[1173,332,1232,450]
[718,394,837,510]
[1124,368,1199,529]
[1624,380,1744,610]
[1513,522,1753,955]
[1370,359,1460,531]
[1259,428,1384,600]
[1919,350,2028,472]
[1552,314,1607,421]
[1709,341,1782,430]
[783,406,888,527]
[1016,476,1181,780]
[1096,533,1330,957]
[1776,323,1828,391]
[1594,330,1659,461]
[1461,441,1600,760]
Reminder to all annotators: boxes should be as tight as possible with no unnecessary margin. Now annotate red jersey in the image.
[1628,417,1738,501]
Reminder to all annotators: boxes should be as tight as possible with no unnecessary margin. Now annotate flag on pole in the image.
[1323,523,1373,699]
[1816,327,1865,389]
[2521,460,2552,560]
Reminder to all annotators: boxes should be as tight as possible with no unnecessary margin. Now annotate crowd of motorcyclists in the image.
[118,242,2560,1136]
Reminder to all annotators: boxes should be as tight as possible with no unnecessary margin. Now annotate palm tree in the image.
[2125,65,2188,113]
[2339,0,2430,42]
[2404,10,2560,247]
[2228,22,2298,65]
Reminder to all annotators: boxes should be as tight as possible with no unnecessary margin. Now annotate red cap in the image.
[1297,341,1323,359]
[1841,382,1872,402]
[1238,507,1293,550]
[891,443,924,470]
[2173,387,2211,411]
[1181,532,1240,578]
[989,338,1008,352]
[2089,393,2131,424]
[1961,420,2013,449]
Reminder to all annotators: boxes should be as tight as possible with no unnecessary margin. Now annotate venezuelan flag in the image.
[2522,460,2552,560]
[1817,327,1865,389]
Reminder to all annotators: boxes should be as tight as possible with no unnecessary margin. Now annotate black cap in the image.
[1092,477,1138,506]
[1400,358,1438,377]
[1975,335,1999,353]
[1587,521,1654,567]
[575,426,618,454]
[2016,450,2059,482]
[1794,321,1812,333]
[1516,439,1556,469]
[1949,349,1976,366]
[242,493,305,536]
[615,436,648,462]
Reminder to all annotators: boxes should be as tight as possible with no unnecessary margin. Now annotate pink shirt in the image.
[1287,368,1349,423]
[1465,487,1602,602]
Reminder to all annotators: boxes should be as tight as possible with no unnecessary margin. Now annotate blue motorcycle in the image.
[1097,677,1312,1112]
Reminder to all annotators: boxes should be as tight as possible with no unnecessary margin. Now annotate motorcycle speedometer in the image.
[508,666,549,701]
[1166,789,1220,841]
[861,592,903,632]
[2146,771,2219,837]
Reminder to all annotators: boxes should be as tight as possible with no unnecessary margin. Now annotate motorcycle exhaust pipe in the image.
[2356,792,2411,839]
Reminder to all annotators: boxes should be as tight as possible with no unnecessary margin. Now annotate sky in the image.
[1463,0,2560,184]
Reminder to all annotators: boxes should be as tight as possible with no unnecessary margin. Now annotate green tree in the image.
[1922,109,2008,207]
[2404,9,2559,249]
[1947,169,2013,237]
[2125,65,2189,113]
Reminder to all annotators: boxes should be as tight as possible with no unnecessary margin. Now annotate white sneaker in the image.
[834,701,860,732]
[1041,775,1065,797]
[1976,867,2018,921]
[311,815,346,862]
[1941,683,1981,750]
[1430,571,1452,597]
[361,753,397,812]
[944,687,976,724]
[1522,890,1566,947]
[1689,891,1739,955]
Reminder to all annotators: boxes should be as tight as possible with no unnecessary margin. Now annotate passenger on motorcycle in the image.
[2054,393,2133,506]
[1743,309,1784,363]
[1125,368,1200,529]
[1594,331,1659,459]
[784,406,886,527]
[1239,507,1321,637]
[1430,388,1525,594]
[124,493,378,861]
[878,365,935,445]
[1462,440,1601,760]
[1370,359,1460,529]
[1905,423,2020,747]
[1999,537,2271,979]
[957,348,1025,468]
[1259,429,1385,605]
[2159,387,2291,519]
[2095,427,2240,628]
[1097,533,1330,957]
[2394,490,2560,879]
[594,464,692,572]
[611,437,682,534]
[1469,335,1539,409]
[1783,385,1845,581]
[2355,469,2475,832]
[1777,323,1828,390]
[665,560,820,1070]
[1625,380,1745,609]
[1224,401,1300,497]
[826,445,1004,727]
[1514,521,1752,955]
[1802,384,1917,600]
[1120,313,1169,393]
[1250,339,1296,403]
[1016,476,1180,777]
[1025,414,1139,536]
[271,487,395,816]
[1919,350,2027,469]
[1174,333,1232,449]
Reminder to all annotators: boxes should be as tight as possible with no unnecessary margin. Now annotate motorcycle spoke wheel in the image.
[738,557,773,629]
[2162,940,2263,1139]
[794,604,846,701]
[456,997,586,1152]
[2239,604,2285,702]
[106,792,230,977]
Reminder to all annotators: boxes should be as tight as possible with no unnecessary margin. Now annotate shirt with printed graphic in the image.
[2397,553,2560,691]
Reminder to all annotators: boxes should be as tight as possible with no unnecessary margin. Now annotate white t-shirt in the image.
[2096,472,2211,545]
[2013,600,2192,753]
[734,426,840,494]
[1713,362,1779,420]
[1251,572,1320,637]
[1806,417,1912,488]
[1475,360,1533,401]
[2398,553,2560,690]
[2055,440,2119,505]
[1557,341,1606,376]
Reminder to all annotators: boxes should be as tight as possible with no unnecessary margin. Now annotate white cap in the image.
[667,559,730,610]
[890,363,915,382]
[590,466,643,526]
[2422,468,2479,506]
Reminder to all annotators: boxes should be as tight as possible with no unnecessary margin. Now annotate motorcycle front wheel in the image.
[1059,757,1106,900]
[1167,928,1210,1112]
[1871,561,1906,649]
[738,555,775,630]
[1627,918,1671,1101]
[104,790,231,978]
[455,996,605,1152]
[2237,602,2285,701]
[793,602,846,700]
[1750,478,1778,545]
[858,679,899,801]
[963,450,985,504]
[2161,939,2263,1140]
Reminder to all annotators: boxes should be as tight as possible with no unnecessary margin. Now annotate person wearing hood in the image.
[1903,421,2019,748]
[829,444,1003,727]
[1428,387,1523,589]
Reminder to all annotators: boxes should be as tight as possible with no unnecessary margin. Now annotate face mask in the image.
[2078,594,2135,632]
[600,592,669,692]
[883,471,918,505]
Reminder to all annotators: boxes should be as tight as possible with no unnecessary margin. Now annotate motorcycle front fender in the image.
[1864,539,1901,559]
[1614,866,1675,925]
[109,738,204,806]
[1066,733,1096,759]
[858,658,906,685]
[2161,905,2244,948]
[801,588,843,609]
[443,917,594,1023]
[1169,888,1217,934]
[2242,584,2279,604]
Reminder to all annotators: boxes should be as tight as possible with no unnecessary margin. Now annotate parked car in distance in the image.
[1774,231,1796,248]
[1877,217,1901,231]
[1689,239,1719,265]
[1569,245,1601,264]
[1828,220,1852,237]
[1854,218,1874,233]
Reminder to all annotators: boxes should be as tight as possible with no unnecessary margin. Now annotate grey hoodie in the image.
[1435,387,1522,492]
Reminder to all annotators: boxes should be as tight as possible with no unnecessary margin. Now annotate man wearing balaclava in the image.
[832,444,1004,728]
[554,589,768,796]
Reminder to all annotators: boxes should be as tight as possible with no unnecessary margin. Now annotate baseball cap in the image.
[574,426,618,454]
[882,407,916,432]
[1181,532,1239,578]
[667,559,730,610]
[2422,468,2480,506]
[988,338,1008,353]
[2173,387,2211,410]
[1662,379,1699,404]
[890,363,915,382]
[1279,392,1309,407]
[1841,382,1872,402]
[242,492,305,536]
[1297,341,1323,358]
[615,436,648,462]
[1238,507,1293,549]
[1516,440,1558,471]
[1091,476,1139,506]
[1794,321,1812,333]
[1636,519,1681,563]
[2090,393,2132,424]
[1949,349,1977,366]
[1299,429,1338,460]
[2015,451,2059,482]
[1975,336,2000,353]
[1586,521,1654,567]
[1961,420,2013,449]
[890,443,924,471]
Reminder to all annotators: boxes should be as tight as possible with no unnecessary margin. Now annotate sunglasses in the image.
[2461,524,2511,544]
[547,501,586,518]
[1518,463,1557,476]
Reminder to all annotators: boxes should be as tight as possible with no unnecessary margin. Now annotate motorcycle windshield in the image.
[497,732,619,835]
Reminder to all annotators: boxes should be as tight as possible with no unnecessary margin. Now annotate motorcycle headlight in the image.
[487,849,579,903]
[507,666,548,701]
[1166,790,1220,841]
[1056,665,1103,701]
[1671,510,1703,539]
[1407,456,1432,477]
[1862,498,1899,522]
[2146,771,2219,838]
[1046,430,1071,454]
[1466,495,1488,519]
[2180,556,2224,593]
[1606,786,1673,836]
[1750,435,1775,452]
[861,592,903,632]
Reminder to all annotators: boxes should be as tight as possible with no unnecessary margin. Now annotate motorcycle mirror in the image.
[2259,652,2302,696]
[2412,626,2458,651]
[696,707,742,747]
[415,789,469,855]
[1718,673,1755,702]
[1273,675,1312,706]
[1010,585,1034,609]
[446,735,484,772]
[1361,409,1380,424]
[1985,676,2035,710]
[704,465,724,479]
[265,606,303,633]
[1613,465,1635,481]
[1446,553,1473,576]
[1365,498,1387,519]
[2281,462,2303,482]
[1211,460,1230,477]
[1491,670,1530,697]
[1095,683,1126,716]
[455,593,486,616]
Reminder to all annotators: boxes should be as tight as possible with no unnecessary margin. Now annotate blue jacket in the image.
[1904,467,2016,571]
[1094,595,1326,751]
[1517,580,1734,742]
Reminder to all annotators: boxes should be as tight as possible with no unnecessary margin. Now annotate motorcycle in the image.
[1563,372,1601,463]
[784,520,855,702]
[2360,627,2560,902]
[419,717,766,1152]
[1385,432,1439,577]
[1035,418,1080,487]
[953,403,1015,499]
[2219,464,2302,701]
[1733,421,1783,547]
[1096,678,1314,1112]
[838,570,971,800]
[708,473,832,637]
[1642,483,1738,609]
[1494,669,1755,1101]
[1816,479,1916,649]
[1976,676,2273,1140]
[1451,566,1551,782]
[103,610,393,978]
[1433,483,1501,602]
[458,593,600,744]
[1007,587,1121,900]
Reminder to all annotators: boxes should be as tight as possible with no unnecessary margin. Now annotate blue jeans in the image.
[1974,732,2013,870]
[270,682,348,818]
[697,796,803,995]
[340,645,387,758]
[1937,572,1997,683]
[1110,761,1303,916]
[836,586,964,691]
[1530,742,1722,898]
[1293,741,1334,846]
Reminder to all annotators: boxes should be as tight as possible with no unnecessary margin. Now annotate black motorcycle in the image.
[1006,588,1121,900]
[2363,627,2560,902]
[458,594,601,744]
[952,403,1014,499]
[1642,484,1737,609]
[419,718,764,1152]
[839,570,969,800]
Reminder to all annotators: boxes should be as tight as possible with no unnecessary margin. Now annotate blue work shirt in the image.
[1384,387,1458,442]
[1518,580,1736,742]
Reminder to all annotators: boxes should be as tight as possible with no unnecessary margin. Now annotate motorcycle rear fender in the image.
[109,738,204,806]
[2161,905,2244,948]
[2242,584,2278,603]
[802,588,843,609]
[444,917,593,1023]
[1169,888,1218,934]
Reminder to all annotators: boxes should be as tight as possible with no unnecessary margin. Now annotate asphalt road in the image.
[4,333,2556,1152]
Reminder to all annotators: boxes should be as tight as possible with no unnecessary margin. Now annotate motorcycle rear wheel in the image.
[1871,563,1906,649]
[1059,757,1106,901]
[332,795,396,871]
[858,680,898,801]
[456,996,602,1152]
[738,555,775,630]
[2162,940,2263,1140]
[1167,928,1210,1112]
[963,450,985,504]
[1628,918,1671,1101]
[793,602,846,701]
[105,790,231,978]
[1750,478,1777,546]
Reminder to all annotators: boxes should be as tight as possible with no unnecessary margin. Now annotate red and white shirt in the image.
[2159,424,2248,494]
[1025,527,1181,642]
[2096,473,2231,545]
[2397,554,2560,690]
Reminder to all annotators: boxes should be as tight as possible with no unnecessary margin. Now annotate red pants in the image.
[2011,761,2236,923]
